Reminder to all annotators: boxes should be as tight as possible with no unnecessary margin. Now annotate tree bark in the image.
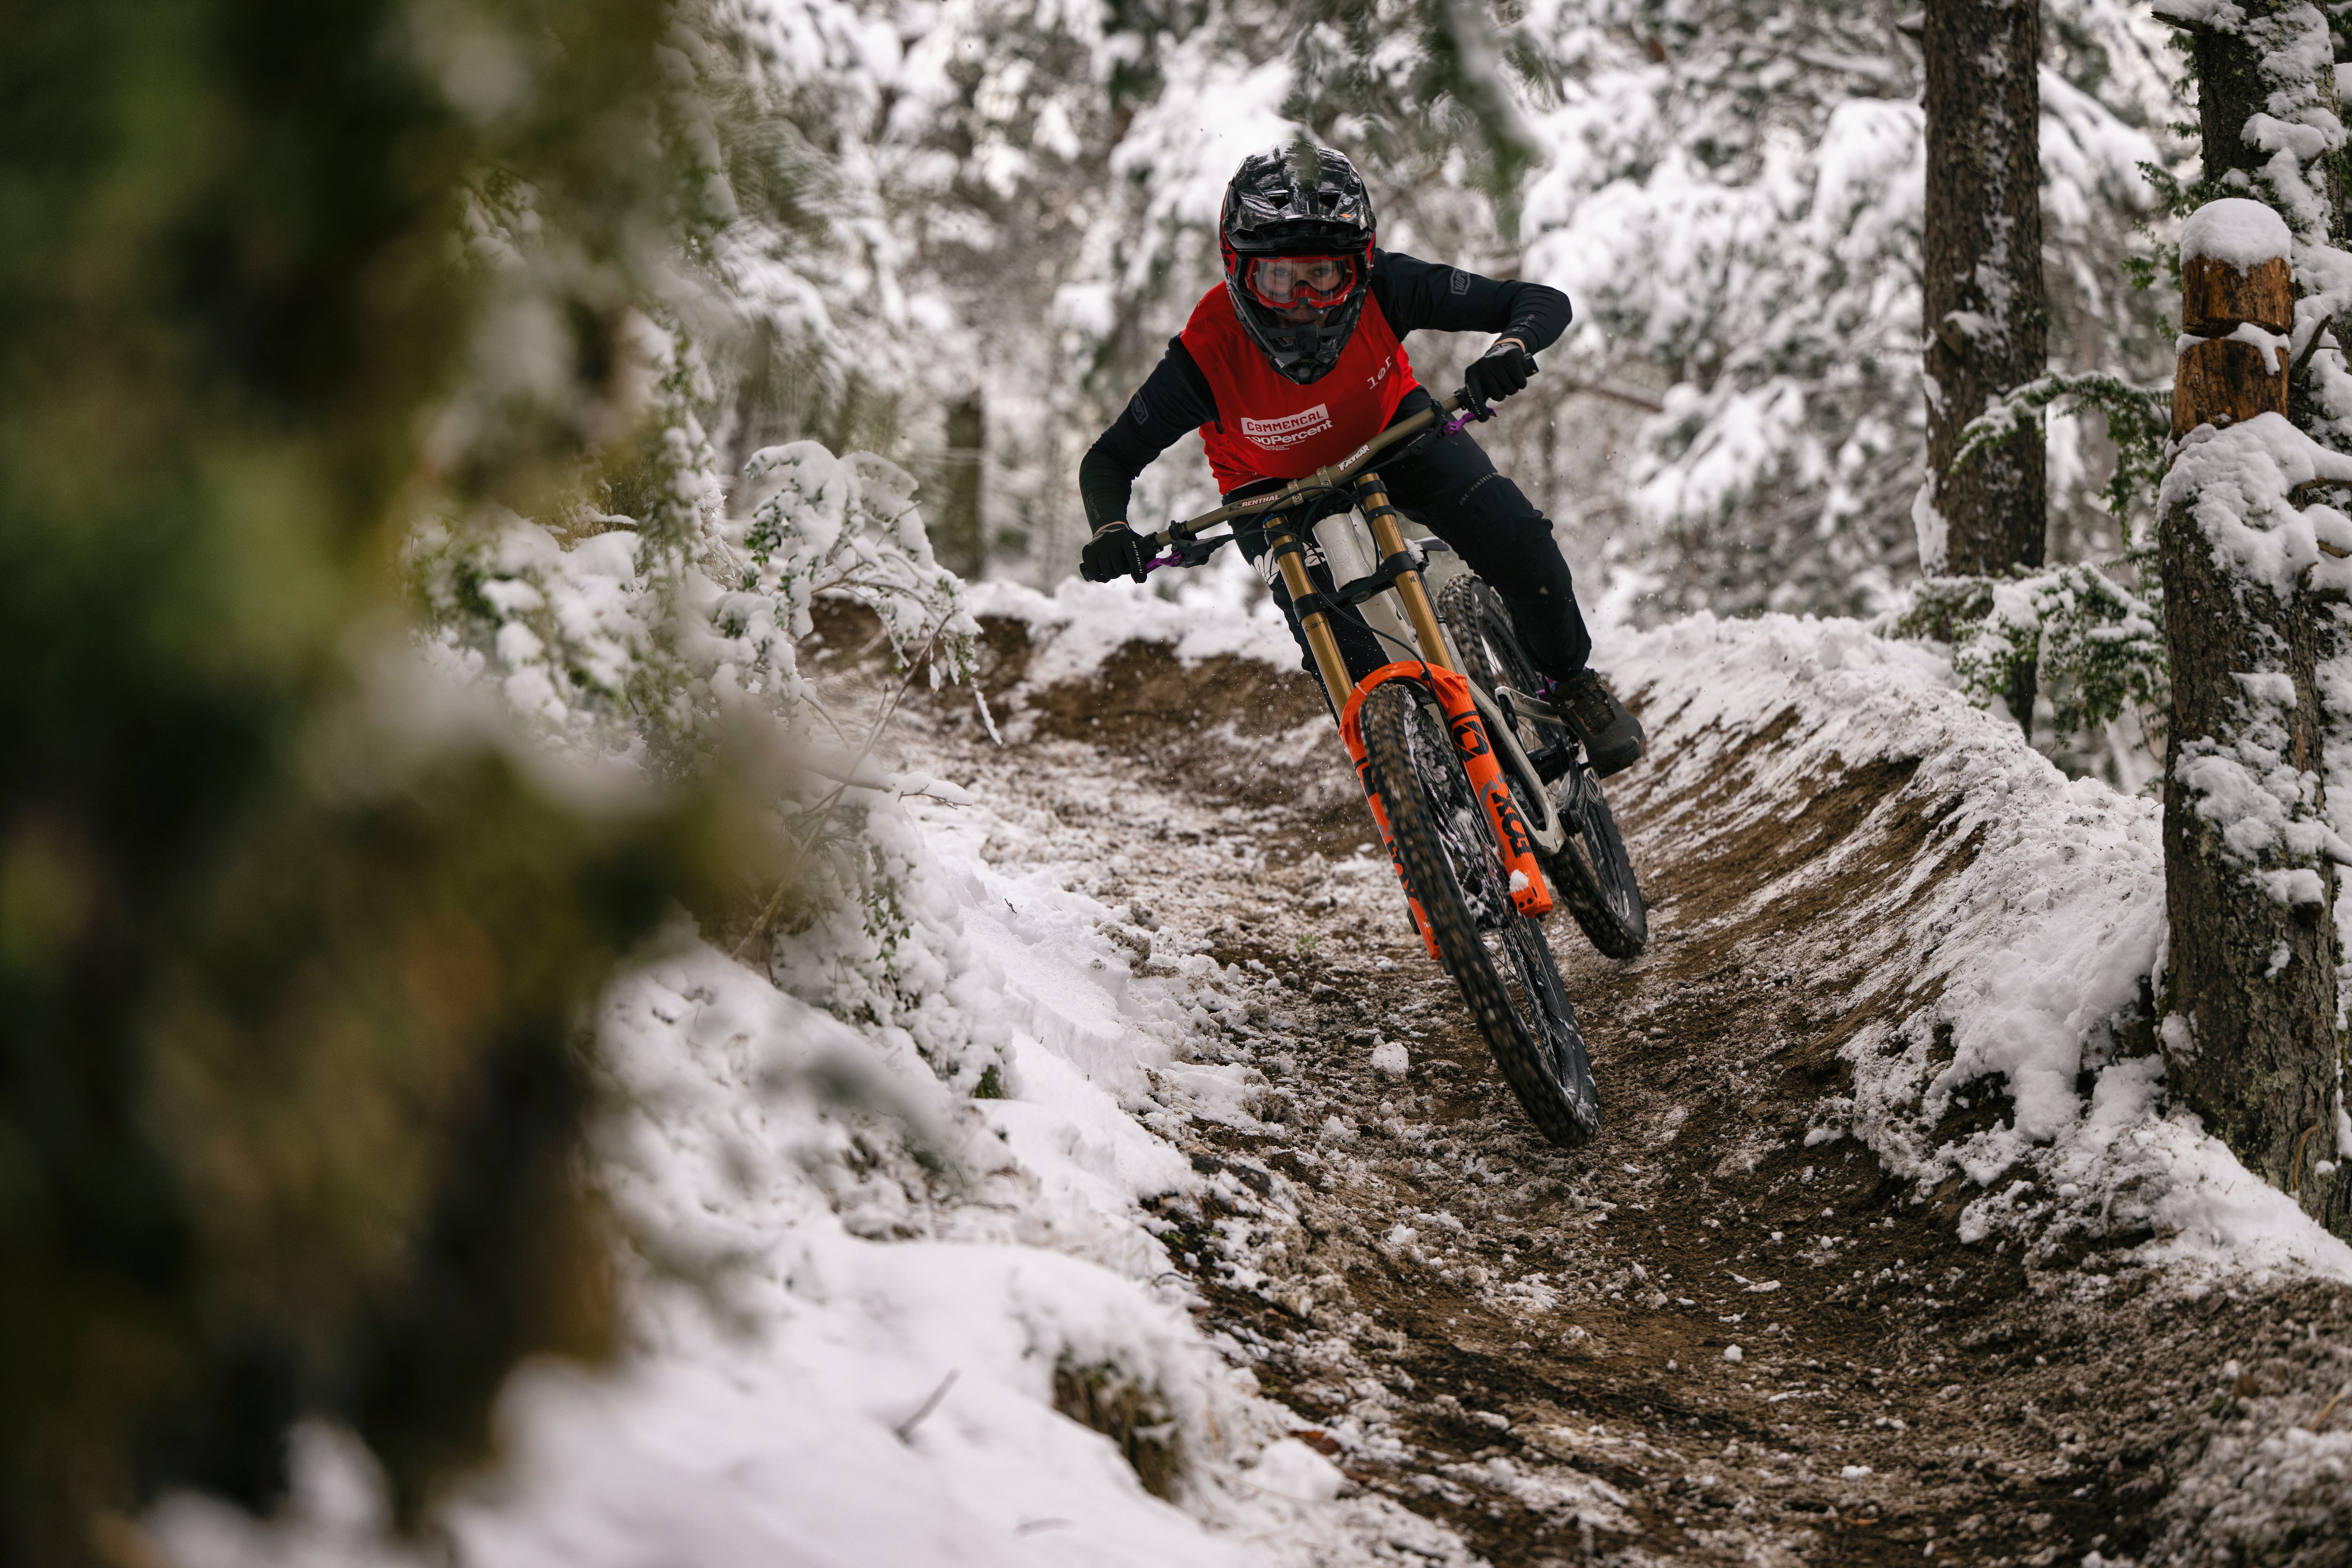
[2170,336,2291,438]
[1922,0,2048,735]
[2180,255,2293,334]
[937,394,985,580]
[2162,7,2352,1237]
[2160,502,2350,1234]
[2189,8,2284,191]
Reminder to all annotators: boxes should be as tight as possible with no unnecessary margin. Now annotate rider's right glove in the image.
[1462,341,1537,415]
[1081,522,1150,583]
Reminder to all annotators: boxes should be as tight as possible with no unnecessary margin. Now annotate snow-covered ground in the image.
[153,587,2352,1566]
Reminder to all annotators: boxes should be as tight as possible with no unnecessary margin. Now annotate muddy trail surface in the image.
[827,604,2352,1568]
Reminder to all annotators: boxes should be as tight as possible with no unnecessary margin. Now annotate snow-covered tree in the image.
[1920,0,2049,738]
[2149,0,2352,1239]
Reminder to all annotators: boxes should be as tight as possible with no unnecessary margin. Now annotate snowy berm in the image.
[157,582,2352,1567]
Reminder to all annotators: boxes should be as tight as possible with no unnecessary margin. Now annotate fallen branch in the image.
[895,1369,960,1443]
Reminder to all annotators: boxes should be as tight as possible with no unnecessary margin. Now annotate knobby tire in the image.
[1435,574,1647,961]
[1358,680,1600,1149]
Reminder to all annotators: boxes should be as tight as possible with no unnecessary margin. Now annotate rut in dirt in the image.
[877,603,2352,1568]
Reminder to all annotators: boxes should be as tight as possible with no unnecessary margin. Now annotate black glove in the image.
[1081,523,1149,583]
[1463,342,1537,414]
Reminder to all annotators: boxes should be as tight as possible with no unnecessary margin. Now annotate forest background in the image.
[776,0,2180,677]
[0,0,2263,1559]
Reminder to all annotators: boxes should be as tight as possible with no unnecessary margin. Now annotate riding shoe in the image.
[1549,669,1645,778]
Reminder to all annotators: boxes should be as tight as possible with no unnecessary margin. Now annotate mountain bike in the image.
[1141,389,1647,1149]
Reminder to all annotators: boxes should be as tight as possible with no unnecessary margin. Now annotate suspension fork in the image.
[1264,513,1359,715]
[1265,511,1443,957]
[1352,470,1454,672]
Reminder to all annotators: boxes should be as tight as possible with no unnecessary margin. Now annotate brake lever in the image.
[1144,526,1237,574]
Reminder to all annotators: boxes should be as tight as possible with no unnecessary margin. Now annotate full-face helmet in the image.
[1219,143,1377,385]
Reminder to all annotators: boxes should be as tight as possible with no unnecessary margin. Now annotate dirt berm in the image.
[883,601,2352,1568]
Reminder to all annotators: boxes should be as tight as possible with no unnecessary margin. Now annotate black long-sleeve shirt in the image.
[1079,251,1571,529]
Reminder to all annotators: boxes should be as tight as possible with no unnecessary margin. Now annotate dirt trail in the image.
[841,605,2352,1568]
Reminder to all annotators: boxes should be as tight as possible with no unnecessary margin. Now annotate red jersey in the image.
[1178,284,1419,493]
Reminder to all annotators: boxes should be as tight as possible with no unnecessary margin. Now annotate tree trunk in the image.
[2187,1,2350,239]
[2161,230,2352,1237]
[2160,506,2350,1234]
[2170,336,2291,437]
[1922,0,2048,736]
[937,394,985,580]
[2184,0,2351,422]
[2189,7,2282,189]
[2161,5,2352,1237]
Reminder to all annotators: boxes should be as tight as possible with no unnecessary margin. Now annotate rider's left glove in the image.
[1081,522,1150,584]
[1463,341,1537,414]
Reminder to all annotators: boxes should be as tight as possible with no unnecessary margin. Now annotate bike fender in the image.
[1462,680,1565,855]
[1341,663,1554,921]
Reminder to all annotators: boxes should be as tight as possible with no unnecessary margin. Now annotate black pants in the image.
[1232,387,1591,686]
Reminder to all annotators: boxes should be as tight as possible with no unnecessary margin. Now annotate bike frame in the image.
[1151,392,1563,954]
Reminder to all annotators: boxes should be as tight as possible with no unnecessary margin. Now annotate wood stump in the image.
[2171,335,2289,439]
[2180,254,2292,335]
[2172,251,2292,439]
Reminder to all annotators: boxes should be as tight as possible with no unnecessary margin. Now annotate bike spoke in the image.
[1403,697,1514,930]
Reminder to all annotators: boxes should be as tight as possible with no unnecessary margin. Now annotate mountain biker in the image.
[1075,143,1644,777]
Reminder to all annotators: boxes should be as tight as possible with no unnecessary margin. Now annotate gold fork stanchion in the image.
[1264,514,1359,711]
[1353,471,1454,673]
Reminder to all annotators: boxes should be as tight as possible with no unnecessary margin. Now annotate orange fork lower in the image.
[1337,661,1552,959]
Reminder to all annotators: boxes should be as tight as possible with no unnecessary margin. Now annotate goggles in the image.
[1242,254,1358,310]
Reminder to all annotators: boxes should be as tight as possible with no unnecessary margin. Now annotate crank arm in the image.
[1495,685,1565,726]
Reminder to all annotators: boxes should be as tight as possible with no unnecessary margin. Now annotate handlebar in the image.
[1142,386,1491,573]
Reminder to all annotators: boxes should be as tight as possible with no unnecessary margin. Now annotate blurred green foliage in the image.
[0,0,770,1558]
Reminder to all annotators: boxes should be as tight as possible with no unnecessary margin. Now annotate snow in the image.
[147,667,1422,1563]
[157,576,2352,1563]
[2180,197,2296,271]
[2177,322,2292,363]
[1910,478,1948,576]
[1246,1441,1348,1504]
[2159,413,2352,597]
[2148,0,2239,23]
[1606,608,2352,1283]
[964,578,1300,695]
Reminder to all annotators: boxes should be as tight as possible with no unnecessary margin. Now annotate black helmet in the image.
[1219,143,1377,385]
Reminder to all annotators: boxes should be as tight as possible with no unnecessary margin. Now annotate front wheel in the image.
[1358,680,1599,1149]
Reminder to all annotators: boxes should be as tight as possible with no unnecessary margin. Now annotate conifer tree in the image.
[2153,0,2352,1238]
[1922,0,2050,733]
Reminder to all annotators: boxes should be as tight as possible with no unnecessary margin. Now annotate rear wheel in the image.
[1436,574,1647,960]
[1358,679,1599,1148]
